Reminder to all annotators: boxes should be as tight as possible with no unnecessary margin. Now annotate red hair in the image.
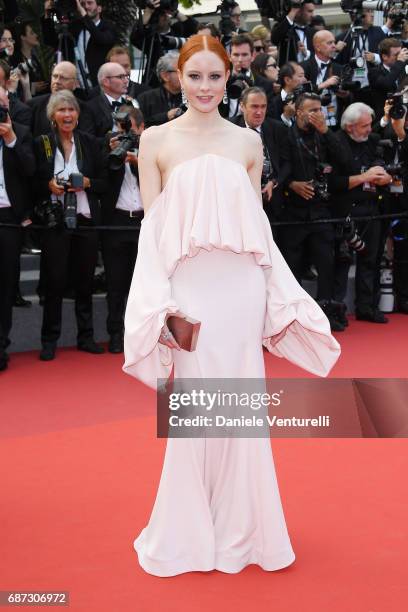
[178,34,230,74]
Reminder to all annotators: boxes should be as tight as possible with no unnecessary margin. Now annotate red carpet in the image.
[1,314,407,612]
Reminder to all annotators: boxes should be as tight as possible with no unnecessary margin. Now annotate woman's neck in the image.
[176,105,226,132]
[59,131,74,144]
[20,42,33,59]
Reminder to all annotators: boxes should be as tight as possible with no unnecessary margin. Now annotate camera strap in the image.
[293,125,321,180]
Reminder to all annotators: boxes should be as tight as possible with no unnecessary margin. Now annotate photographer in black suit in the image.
[280,92,348,330]
[368,38,408,120]
[0,60,32,127]
[81,62,131,140]
[101,106,145,353]
[42,0,117,88]
[33,90,107,361]
[331,102,392,323]
[137,51,182,127]
[271,2,315,66]
[272,61,306,125]
[0,86,35,371]
[302,30,351,130]
[230,87,290,231]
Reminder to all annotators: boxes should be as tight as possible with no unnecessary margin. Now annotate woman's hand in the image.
[0,115,16,145]
[68,176,91,191]
[48,177,65,196]
[158,311,187,350]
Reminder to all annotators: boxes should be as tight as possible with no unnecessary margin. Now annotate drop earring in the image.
[223,87,228,104]
[181,88,189,107]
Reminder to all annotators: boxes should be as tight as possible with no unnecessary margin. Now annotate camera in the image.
[387,91,407,120]
[254,0,322,22]
[135,0,178,11]
[282,81,313,105]
[160,33,187,50]
[109,111,141,170]
[34,200,63,229]
[227,70,254,99]
[0,106,9,123]
[52,0,78,21]
[312,162,331,201]
[55,172,84,229]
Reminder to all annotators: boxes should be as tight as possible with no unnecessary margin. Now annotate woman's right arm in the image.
[137,126,162,214]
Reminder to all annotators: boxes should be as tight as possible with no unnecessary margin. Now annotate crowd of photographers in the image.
[0,0,408,372]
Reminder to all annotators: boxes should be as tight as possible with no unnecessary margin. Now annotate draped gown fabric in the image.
[123,153,341,577]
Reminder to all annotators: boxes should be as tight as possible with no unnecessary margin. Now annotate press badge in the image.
[0,179,6,199]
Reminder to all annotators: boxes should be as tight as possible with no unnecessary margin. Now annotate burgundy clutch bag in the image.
[166,316,201,352]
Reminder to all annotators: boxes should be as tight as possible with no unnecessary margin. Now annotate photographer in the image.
[222,33,275,118]
[279,92,347,330]
[130,0,198,87]
[271,2,315,66]
[230,87,290,229]
[218,1,247,52]
[33,90,107,361]
[42,0,117,88]
[0,60,32,127]
[272,61,306,125]
[368,38,408,120]
[100,106,145,353]
[302,30,352,129]
[0,86,35,372]
[9,21,49,97]
[137,51,182,127]
[377,99,408,313]
[332,102,392,323]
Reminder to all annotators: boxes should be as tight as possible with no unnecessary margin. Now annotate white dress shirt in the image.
[52,138,91,218]
[315,57,338,127]
[116,163,143,212]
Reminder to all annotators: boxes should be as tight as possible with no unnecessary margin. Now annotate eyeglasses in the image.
[0,37,14,44]
[106,74,129,81]
[254,46,265,51]
[266,63,277,68]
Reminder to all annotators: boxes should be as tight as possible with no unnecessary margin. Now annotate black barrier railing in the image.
[0,211,407,231]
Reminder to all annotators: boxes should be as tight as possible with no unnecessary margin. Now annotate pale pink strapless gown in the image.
[123,153,341,577]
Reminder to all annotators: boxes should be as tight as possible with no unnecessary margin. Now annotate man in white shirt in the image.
[101,106,145,353]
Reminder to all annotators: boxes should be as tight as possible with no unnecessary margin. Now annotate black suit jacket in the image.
[301,57,349,126]
[230,115,290,217]
[271,17,314,66]
[138,86,182,127]
[33,130,107,224]
[8,96,32,129]
[81,92,119,141]
[3,122,36,221]
[42,16,117,86]
[27,93,92,138]
[368,61,406,119]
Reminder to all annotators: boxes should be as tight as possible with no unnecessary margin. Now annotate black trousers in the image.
[40,216,99,345]
[101,210,141,337]
[333,202,382,310]
[0,208,21,351]
[278,220,335,301]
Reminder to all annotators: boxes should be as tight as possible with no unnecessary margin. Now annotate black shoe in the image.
[108,335,123,354]
[0,351,8,371]
[328,316,345,332]
[14,294,32,307]
[40,343,56,361]
[77,340,105,354]
[355,308,389,323]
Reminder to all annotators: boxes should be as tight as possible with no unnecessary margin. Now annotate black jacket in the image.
[230,115,290,218]
[3,122,36,221]
[42,16,117,86]
[368,61,406,120]
[9,95,32,128]
[27,93,92,138]
[301,57,350,127]
[81,92,121,140]
[137,86,182,127]
[33,130,107,225]
[284,125,346,220]
[271,17,314,66]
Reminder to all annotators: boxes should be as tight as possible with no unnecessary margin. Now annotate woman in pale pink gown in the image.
[123,35,341,577]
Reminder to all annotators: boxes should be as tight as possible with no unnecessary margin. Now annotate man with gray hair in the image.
[332,102,392,324]
[137,51,182,127]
